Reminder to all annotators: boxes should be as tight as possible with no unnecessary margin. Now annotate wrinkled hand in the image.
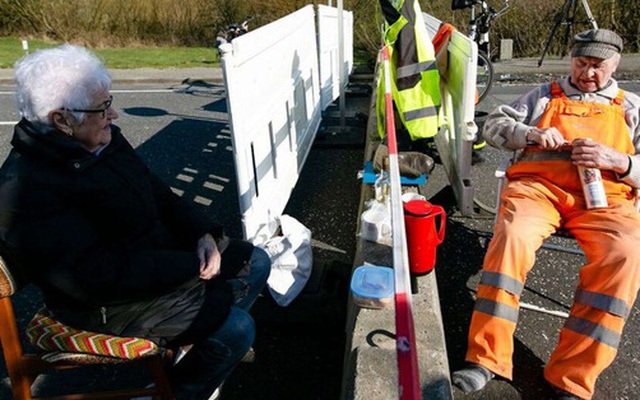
[571,138,630,173]
[526,127,568,150]
[197,234,221,280]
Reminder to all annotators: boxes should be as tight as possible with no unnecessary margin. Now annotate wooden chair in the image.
[0,254,175,399]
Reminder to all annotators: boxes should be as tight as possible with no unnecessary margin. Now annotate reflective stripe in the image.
[480,271,524,296]
[404,106,439,121]
[517,150,572,162]
[574,289,630,318]
[474,298,519,323]
[396,60,437,79]
[565,315,621,349]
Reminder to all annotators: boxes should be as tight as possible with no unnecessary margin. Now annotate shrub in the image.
[0,0,637,62]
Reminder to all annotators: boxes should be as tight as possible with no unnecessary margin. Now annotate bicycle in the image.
[215,16,254,56]
[452,0,509,104]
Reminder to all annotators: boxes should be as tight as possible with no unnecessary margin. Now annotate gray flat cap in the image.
[571,29,623,59]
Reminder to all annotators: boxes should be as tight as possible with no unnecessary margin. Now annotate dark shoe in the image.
[554,387,582,400]
[241,346,255,363]
[208,387,221,400]
[471,150,486,165]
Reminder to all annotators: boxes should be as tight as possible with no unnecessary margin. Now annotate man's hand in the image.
[571,138,630,174]
[197,233,221,280]
[526,127,568,149]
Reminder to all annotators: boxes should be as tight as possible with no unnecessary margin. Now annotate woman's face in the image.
[69,90,118,153]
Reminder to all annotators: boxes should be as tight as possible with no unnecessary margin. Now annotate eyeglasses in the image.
[63,95,113,118]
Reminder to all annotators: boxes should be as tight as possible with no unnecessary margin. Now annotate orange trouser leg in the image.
[466,179,561,379]
[544,199,640,399]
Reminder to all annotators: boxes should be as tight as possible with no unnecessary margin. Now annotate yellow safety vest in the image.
[377,0,441,141]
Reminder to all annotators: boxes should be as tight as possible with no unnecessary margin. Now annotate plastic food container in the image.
[350,265,394,309]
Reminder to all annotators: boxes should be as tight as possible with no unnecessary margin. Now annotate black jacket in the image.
[0,119,227,312]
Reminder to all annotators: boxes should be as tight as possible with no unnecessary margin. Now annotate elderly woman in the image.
[0,44,270,399]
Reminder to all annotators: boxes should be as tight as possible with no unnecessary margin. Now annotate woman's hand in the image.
[197,233,221,280]
[571,138,630,174]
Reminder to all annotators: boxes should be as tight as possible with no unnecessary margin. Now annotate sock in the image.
[451,364,495,393]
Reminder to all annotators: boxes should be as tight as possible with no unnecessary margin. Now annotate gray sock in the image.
[452,364,495,393]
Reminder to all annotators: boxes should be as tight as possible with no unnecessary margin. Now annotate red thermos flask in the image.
[403,199,446,275]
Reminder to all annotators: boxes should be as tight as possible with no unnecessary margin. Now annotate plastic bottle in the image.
[578,166,608,209]
[374,170,390,205]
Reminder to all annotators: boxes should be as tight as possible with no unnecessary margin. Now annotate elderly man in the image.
[451,29,640,400]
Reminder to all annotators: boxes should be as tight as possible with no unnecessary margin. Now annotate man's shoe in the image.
[471,150,486,165]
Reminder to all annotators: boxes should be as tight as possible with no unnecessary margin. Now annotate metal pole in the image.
[338,0,346,128]
[580,0,598,29]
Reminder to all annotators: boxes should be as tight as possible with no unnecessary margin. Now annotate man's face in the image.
[570,55,619,92]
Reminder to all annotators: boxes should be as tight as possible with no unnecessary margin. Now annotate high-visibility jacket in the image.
[377,0,441,141]
[466,82,640,399]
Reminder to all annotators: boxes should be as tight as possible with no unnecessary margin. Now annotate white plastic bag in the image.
[251,214,313,307]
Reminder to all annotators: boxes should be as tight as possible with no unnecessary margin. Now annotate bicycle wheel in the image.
[476,50,494,104]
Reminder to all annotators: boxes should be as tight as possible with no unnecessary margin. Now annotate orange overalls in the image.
[465,82,640,399]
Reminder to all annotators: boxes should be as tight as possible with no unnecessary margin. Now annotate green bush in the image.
[0,0,637,64]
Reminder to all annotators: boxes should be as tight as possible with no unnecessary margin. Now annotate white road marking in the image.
[0,88,183,95]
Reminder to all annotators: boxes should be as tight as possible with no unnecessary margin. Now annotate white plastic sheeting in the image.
[220,5,323,240]
[424,13,478,215]
[317,4,354,110]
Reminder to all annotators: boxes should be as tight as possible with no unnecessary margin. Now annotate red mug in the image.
[403,199,446,275]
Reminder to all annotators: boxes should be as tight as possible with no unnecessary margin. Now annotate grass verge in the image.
[0,37,219,69]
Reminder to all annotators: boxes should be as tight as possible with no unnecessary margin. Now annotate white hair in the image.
[13,44,112,125]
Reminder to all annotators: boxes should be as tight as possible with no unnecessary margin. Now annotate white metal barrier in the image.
[317,4,354,110]
[424,13,477,216]
[221,5,322,240]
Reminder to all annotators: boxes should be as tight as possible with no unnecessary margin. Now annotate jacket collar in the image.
[561,76,620,100]
[11,119,124,171]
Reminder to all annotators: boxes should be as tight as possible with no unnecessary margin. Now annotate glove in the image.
[373,144,435,178]
[398,151,435,178]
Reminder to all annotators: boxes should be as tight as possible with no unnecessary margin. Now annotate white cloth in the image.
[251,215,313,307]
